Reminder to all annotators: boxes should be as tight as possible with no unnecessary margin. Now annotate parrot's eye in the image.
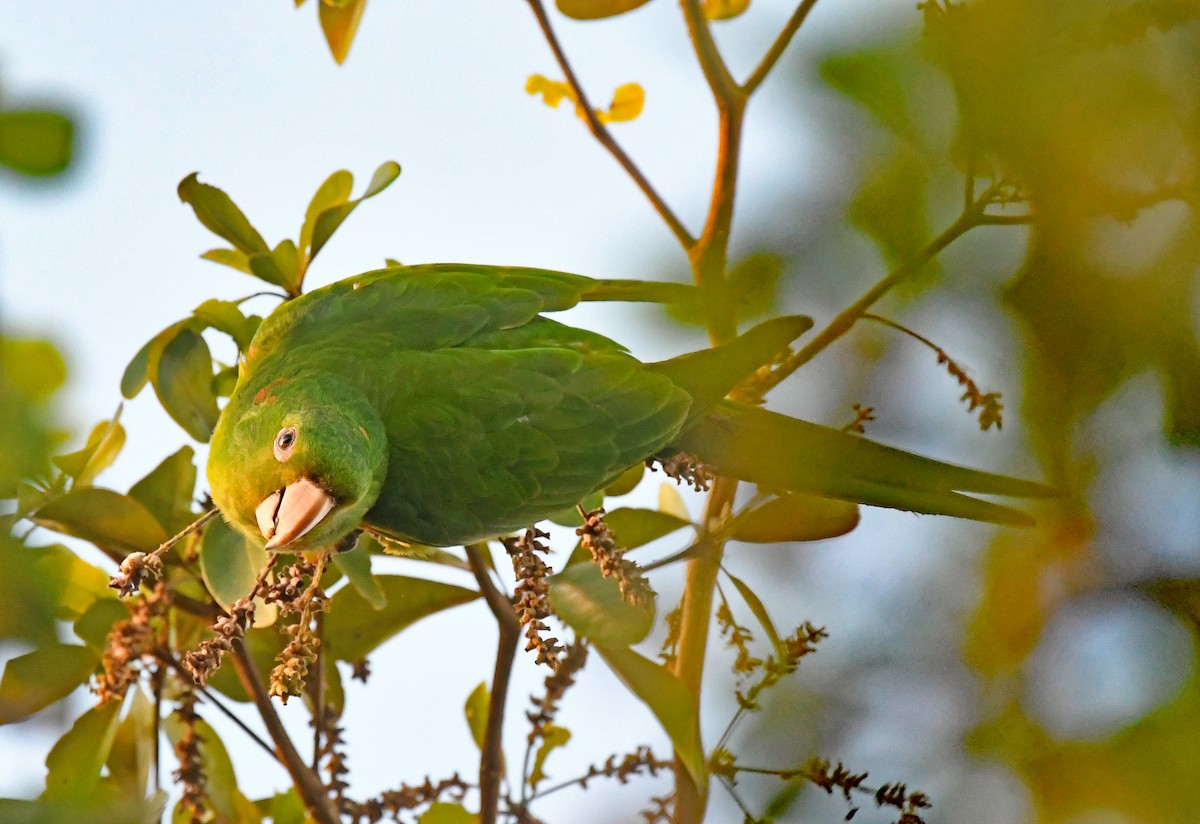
[273,427,298,462]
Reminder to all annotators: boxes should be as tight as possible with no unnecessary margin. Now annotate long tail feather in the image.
[669,401,1053,526]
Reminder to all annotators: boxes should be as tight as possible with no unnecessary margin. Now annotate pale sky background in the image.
[1,3,1147,822]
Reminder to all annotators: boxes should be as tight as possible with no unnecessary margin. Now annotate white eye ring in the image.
[274,427,298,462]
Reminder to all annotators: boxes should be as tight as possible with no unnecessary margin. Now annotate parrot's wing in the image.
[366,347,692,546]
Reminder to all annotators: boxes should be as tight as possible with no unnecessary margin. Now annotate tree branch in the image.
[465,543,521,824]
[230,640,340,824]
[678,0,739,105]
[524,0,695,249]
[743,0,821,95]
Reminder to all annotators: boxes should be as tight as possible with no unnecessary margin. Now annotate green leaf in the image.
[731,493,860,543]
[200,247,253,274]
[309,161,401,260]
[105,687,155,800]
[0,643,99,725]
[364,533,473,570]
[658,483,690,521]
[151,328,219,442]
[32,487,168,556]
[318,0,368,64]
[549,562,654,646]
[213,363,239,398]
[555,0,654,20]
[464,681,488,750]
[847,145,933,275]
[530,724,571,787]
[594,645,705,792]
[324,575,479,661]
[74,598,130,654]
[419,803,478,824]
[42,701,122,801]
[177,173,268,256]
[193,299,261,351]
[0,110,72,176]
[604,462,645,497]
[128,447,198,534]
[52,415,125,488]
[331,548,386,609]
[260,790,307,824]
[546,491,604,527]
[668,252,783,328]
[724,571,785,659]
[301,170,353,256]
[200,517,267,610]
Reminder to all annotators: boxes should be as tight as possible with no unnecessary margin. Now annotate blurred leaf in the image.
[546,491,604,527]
[667,252,784,327]
[820,45,923,141]
[0,110,72,176]
[105,687,155,800]
[464,681,488,750]
[331,548,386,609]
[419,803,477,824]
[74,598,129,654]
[310,161,401,261]
[213,364,239,398]
[848,145,933,274]
[119,338,154,401]
[555,0,653,20]
[259,790,306,824]
[604,462,645,496]
[151,328,219,442]
[200,247,253,274]
[731,493,860,543]
[549,562,654,646]
[702,0,749,20]
[41,701,122,801]
[0,643,98,725]
[32,487,167,556]
[300,170,353,257]
[27,544,113,621]
[324,575,478,661]
[318,0,367,64]
[52,415,125,488]
[2,338,68,400]
[200,517,267,610]
[658,482,690,521]
[530,724,571,787]
[724,571,784,658]
[594,645,705,792]
[193,299,261,351]
[595,83,644,124]
[128,447,197,534]
[163,715,262,823]
[177,173,268,256]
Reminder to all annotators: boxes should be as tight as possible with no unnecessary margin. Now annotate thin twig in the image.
[524,0,695,249]
[743,0,821,95]
[465,542,521,824]
[230,640,340,824]
[678,0,739,104]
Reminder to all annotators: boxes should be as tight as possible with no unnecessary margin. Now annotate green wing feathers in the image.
[670,402,1055,527]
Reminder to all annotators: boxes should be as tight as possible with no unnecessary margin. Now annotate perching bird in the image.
[207,264,1051,552]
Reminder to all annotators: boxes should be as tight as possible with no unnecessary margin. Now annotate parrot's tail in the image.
[667,401,1055,526]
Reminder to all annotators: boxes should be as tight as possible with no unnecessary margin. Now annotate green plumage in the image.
[207,264,1051,552]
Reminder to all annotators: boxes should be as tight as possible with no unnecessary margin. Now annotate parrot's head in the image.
[207,374,388,552]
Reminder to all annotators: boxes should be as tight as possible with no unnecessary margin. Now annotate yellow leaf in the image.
[658,482,690,521]
[526,74,577,109]
[702,0,750,20]
[596,83,644,124]
[318,0,367,65]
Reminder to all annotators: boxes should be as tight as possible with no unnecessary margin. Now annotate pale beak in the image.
[255,477,336,550]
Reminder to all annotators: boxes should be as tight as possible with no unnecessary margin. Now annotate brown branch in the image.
[465,542,521,824]
[524,0,695,249]
[678,0,739,105]
[743,0,821,95]
[230,640,340,824]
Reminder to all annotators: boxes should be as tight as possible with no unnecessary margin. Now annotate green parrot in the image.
[206,264,1051,552]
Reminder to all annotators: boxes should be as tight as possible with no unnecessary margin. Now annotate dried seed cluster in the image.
[265,556,327,703]
[108,551,164,597]
[647,452,715,492]
[527,641,588,745]
[96,582,165,703]
[716,599,761,677]
[183,596,255,685]
[340,774,471,823]
[172,690,210,824]
[577,508,652,607]
[842,403,877,435]
[575,746,672,790]
[504,528,562,669]
[658,604,683,669]
[735,622,828,712]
